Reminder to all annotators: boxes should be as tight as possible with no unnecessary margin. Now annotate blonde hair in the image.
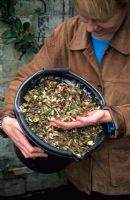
[74,0,130,20]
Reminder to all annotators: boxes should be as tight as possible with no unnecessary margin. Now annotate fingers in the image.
[14,136,48,158]
[13,130,48,158]
[50,119,84,129]
[76,115,96,124]
[20,147,48,159]
[15,138,48,159]
[26,147,48,158]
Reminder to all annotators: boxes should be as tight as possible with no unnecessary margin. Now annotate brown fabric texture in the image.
[2,14,130,194]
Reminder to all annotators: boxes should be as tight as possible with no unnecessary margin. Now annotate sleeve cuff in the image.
[104,106,126,138]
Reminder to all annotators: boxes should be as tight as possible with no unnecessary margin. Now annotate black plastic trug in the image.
[14,68,107,173]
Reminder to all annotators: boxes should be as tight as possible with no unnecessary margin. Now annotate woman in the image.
[1,0,130,199]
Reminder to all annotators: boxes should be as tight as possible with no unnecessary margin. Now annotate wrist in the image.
[103,109,113,122]
[0,115,15,138]
[0,116,9,138]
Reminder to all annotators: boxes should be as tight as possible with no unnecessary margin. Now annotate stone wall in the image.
[0,0,76,196]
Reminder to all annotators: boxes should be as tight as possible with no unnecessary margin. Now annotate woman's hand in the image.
[2,117,48,158]
[50,109,112,129]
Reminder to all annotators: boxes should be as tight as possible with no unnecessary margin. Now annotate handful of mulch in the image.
[20,80,103,158]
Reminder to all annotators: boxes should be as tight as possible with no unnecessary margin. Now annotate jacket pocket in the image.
[109,150,130,186]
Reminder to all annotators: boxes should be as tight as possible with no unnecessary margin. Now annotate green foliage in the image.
[0,0,40,60]
[2,17,40,60]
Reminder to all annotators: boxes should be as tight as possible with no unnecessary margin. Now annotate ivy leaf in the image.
[15,43,27,53]
[26,34,35,42]
[15,35,23,43]
[23,22,30,32]
[2,30,12,38]
[15,17,23,32]
[5,37,16,45]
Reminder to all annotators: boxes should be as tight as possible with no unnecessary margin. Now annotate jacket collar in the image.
[68,19,90,51]
[110,13,130,55]
[68,14,130,55]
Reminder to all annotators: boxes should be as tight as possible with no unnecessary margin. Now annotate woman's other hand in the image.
[50,109,112,129]
[2,117,48,158]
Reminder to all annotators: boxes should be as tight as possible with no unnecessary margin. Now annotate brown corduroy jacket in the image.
[2,14,130,195]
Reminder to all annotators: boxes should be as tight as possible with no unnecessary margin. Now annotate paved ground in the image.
[0,185,87,200]
[1,185,130,200]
